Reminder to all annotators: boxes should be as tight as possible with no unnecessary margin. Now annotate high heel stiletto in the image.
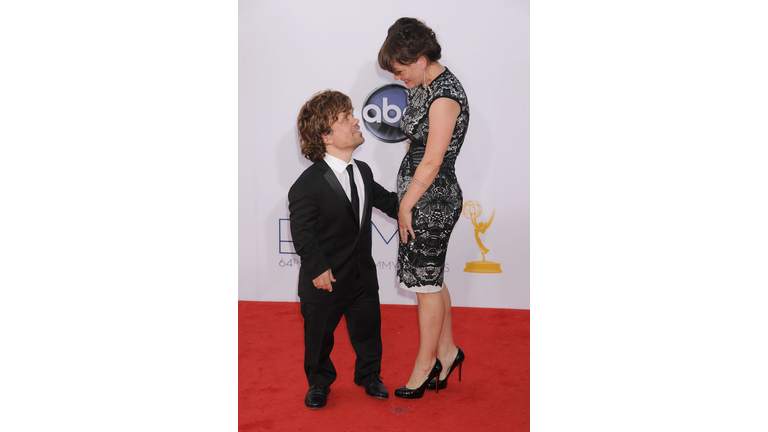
[428,346,465,390]
[394,358,443,399]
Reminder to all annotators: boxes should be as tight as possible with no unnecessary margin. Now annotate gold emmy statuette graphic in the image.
[462,201,502,273]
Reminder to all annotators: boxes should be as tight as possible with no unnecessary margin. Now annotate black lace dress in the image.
[397,67,469,292]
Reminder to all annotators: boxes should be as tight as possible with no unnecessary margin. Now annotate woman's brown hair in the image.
[378,17,442,73]
[297,90,353,163]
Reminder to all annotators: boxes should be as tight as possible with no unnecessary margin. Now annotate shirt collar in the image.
[324,153,355,175]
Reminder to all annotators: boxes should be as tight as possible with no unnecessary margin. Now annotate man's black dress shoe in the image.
[354,372,389,399]
[304,385,330,409]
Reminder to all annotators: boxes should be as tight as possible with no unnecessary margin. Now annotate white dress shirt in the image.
[323,153,364,225]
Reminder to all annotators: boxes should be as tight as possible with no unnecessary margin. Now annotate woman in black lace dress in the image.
[378,17,468,399]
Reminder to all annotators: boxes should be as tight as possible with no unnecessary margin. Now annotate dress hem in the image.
[397,278,443,294]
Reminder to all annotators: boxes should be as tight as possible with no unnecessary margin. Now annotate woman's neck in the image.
[425,62,446,87]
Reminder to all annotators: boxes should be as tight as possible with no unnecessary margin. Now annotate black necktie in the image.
[346,164,360,226]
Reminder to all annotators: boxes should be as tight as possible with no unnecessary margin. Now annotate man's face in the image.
[324,108,365,150]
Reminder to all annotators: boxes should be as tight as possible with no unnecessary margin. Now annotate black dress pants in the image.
[300,281,383,388]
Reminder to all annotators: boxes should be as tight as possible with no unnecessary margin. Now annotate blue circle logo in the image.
[362,84,407,143]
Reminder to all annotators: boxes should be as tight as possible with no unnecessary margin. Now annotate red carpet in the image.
[239,301,529,431]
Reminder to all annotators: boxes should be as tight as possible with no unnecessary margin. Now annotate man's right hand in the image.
[312,268,335,292]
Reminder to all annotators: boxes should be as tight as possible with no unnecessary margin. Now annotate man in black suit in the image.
[289,90,399,409]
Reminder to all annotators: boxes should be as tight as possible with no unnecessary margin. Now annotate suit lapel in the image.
[319,160,358,228]
[355,159,371,231]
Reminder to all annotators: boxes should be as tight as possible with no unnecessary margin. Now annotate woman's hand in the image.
[399,206,415,243]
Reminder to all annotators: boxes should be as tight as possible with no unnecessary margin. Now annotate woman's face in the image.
[391,59,424,89]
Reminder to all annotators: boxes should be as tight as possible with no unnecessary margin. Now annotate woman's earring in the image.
[422,68,427,90]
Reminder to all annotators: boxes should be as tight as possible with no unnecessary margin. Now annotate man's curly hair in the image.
[297,90,353,163]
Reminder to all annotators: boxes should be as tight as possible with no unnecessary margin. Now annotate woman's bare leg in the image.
[404,291,445,389]
[435,282,459,380]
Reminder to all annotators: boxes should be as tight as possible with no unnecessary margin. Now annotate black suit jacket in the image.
[288,159,399,304]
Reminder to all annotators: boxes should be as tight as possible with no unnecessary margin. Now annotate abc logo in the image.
[362,84,408,143]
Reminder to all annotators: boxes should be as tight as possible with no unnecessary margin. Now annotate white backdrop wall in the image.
[239,0,529,309]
